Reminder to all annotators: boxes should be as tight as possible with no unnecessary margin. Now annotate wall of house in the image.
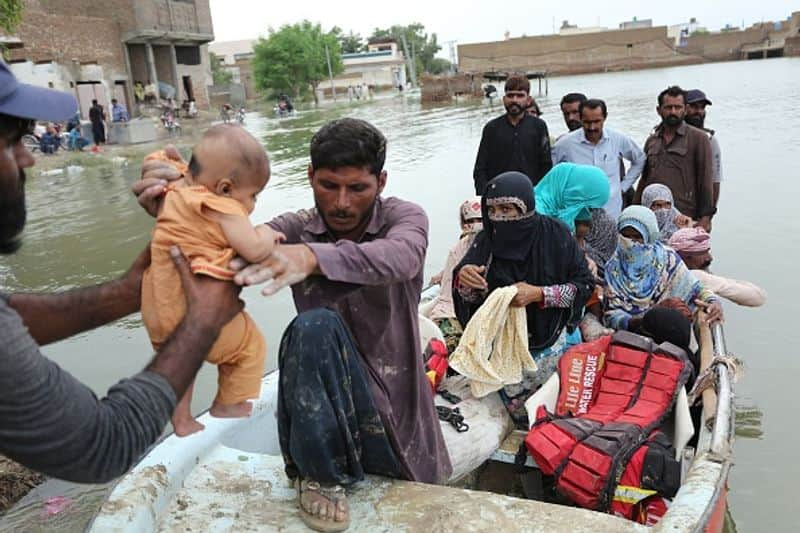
[177,44,211,108]
[458,27,693,75]
[682,26,770,61]
[132,0,212,34]
[458,14,799,75]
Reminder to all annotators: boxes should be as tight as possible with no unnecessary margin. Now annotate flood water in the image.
[1,57,797,531]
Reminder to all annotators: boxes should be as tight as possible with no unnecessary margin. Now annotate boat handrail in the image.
[709,322,733,457]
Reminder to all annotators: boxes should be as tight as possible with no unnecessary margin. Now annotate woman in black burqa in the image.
[452,171,594,424]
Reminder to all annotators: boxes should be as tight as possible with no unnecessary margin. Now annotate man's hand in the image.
[695,299,724,325]
[696,216,712,233]
[132,145,185,217]
[170,246,243,330]
[231,244,319,296]
[511,282,543,307]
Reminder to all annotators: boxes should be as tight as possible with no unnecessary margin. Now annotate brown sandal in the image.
[295,478,350,532]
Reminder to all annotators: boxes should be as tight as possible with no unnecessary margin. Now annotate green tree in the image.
[0,0,23,34]
[252,20,343,105]
[369,23,442,81]
[331,27,365,54]
[427,57,453,75]
[209,52,233,86]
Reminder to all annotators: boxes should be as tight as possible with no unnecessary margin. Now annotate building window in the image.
[176,46,201,65]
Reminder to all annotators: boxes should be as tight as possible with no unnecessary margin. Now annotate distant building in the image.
[318,40,407,98]
[619,17,653,30]
[668,18,706,47]
[4,0,215,115]
[209,39,257,100]
[558,20,608,35]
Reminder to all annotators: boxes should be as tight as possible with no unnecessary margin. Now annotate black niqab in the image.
[453,172,594,350]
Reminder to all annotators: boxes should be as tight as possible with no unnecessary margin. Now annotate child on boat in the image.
[141,125,281,436]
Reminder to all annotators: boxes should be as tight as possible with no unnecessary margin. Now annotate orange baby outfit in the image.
[141,185,265,405]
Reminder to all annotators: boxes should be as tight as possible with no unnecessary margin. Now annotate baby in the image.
[141,124,280,436]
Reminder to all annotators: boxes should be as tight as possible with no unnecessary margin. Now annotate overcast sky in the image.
[209,0,794,52]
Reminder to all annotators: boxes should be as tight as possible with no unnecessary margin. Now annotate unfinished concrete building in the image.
[4,0,214,118]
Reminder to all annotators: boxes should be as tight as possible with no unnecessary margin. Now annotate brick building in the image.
[4,0,214,117]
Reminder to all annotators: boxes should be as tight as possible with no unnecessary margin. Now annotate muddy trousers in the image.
[277,308,403,486]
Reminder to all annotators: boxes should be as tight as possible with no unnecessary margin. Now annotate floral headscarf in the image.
[459,196,483,237]
[604,206,701,328]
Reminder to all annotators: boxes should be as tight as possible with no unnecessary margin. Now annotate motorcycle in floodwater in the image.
[161,112,181,136]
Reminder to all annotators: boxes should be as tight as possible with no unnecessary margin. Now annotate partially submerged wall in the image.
[458,27,695,75]
[420,74,483,103]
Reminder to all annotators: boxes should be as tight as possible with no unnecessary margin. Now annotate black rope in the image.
[437,405,469,433]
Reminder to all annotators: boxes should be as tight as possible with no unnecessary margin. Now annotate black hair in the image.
[579,98,607,118]
[560,92,587,107]
[505,74,530,94]
[111,99,118,104]
[310,118,386,176]
[658,85,686,107]
[92,99,98,105]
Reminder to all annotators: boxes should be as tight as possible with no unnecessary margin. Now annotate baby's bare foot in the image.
[209,400,253,418]
[172,416,205,437]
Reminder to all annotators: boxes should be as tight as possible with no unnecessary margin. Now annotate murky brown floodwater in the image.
[1,57,797,531]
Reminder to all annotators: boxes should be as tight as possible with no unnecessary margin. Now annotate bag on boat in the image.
[424,338,449,392]
[523,331,690,524]
[610,431,679,525]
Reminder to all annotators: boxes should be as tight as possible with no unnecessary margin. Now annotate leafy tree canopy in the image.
[0,0,23,35]
[331,27,365,54]
[252,20,343,104]
[368,23,442,80]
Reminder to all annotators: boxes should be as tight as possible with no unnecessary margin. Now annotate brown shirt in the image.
[267,197,452,484]
[635,122,715,219]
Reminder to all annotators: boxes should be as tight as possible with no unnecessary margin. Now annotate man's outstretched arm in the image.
[8,247,149,346]
[0,248,244,483]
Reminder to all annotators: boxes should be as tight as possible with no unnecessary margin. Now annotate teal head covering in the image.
[534,163,610,232]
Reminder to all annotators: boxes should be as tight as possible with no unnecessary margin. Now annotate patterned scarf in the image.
[605,206,700,315]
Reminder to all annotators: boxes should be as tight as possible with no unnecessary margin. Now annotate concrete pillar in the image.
[122,43,136,115]
[145,42,159,103]
[170,44,181,101]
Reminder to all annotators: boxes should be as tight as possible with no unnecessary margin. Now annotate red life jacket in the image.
[524,331,690,523]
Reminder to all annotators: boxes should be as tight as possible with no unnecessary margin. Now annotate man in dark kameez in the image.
[473,74,553,194]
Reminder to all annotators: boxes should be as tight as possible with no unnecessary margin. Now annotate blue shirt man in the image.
[552,98,645,218]
[111,99,129,122]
